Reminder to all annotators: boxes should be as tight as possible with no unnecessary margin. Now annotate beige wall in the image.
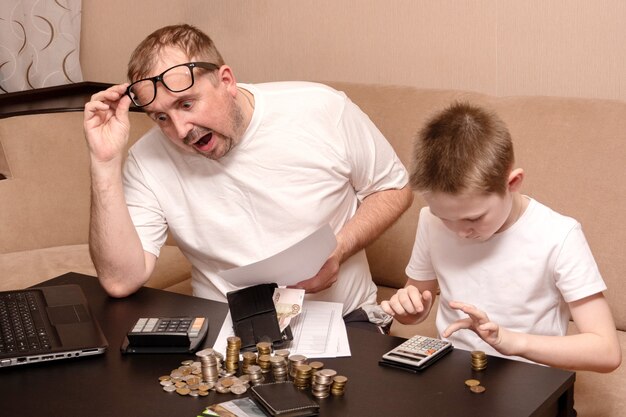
[81,0,626,101]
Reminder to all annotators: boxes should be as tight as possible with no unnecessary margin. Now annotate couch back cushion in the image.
[327,82,626,331]
[0,111,154,253]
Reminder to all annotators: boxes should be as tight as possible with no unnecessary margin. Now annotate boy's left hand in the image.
[443,301,505,349]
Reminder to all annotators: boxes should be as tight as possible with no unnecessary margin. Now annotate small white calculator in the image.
[381,335,453,371]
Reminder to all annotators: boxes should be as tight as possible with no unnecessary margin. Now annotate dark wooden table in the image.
[0,273,575,417]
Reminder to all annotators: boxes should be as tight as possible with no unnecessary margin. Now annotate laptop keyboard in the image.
[0,292,52,354]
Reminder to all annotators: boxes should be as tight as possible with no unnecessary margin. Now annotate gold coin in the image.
[333,375,348,384]
[220,377,235,388]
[470,385,486,394]
[176,387,191,396]
[464,379,481,387]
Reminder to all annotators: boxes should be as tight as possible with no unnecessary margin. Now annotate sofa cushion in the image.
[0,111,155,253]
[568,323,626,417]
[0,244,191,292]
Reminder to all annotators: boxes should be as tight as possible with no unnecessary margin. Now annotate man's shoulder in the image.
[250,81,346,101]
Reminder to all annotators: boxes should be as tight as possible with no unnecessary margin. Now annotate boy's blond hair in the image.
[410,102,514,196]
[127,24,225,82]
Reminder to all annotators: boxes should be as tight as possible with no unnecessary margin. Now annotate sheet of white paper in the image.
[213,300,351,359]
[218,224,337,287]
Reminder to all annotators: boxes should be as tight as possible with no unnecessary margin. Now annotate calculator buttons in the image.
[381,334,452,370]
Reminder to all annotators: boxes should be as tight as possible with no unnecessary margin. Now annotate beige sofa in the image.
[1,82,624,417]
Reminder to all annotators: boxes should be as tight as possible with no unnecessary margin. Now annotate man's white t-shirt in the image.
[406,197,606,360]
[123,82,408,315]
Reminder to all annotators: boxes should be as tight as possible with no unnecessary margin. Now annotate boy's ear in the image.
[507,168,525,192]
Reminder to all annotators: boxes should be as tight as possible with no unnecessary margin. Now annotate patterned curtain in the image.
[0,0,83,93]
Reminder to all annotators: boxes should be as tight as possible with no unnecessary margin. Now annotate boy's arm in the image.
[517,293,621,372]
[445,293,621,372]
[381,278,439,325]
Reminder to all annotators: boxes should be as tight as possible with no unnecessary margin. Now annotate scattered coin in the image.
[464,379,481,387]
[470,385,486,394]
[230,384,247,395]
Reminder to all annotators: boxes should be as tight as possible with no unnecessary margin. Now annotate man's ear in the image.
[507,168,525,192]
[217,65,238,94]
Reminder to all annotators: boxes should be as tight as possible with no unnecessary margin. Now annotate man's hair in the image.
[410,101,514,195]
[127,24,225,82]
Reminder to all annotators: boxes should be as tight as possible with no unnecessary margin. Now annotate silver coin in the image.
[230,385,247,395]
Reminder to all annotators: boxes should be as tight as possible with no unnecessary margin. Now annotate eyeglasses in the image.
[126,62,219,108]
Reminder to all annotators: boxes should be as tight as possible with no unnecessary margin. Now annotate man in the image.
[83,24,412,328]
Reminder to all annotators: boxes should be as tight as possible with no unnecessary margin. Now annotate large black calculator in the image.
[120,317,208,354]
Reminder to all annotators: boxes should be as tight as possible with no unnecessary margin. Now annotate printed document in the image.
[214,300,350,358]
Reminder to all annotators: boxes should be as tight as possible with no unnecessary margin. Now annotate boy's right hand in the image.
[381,285,434,325]
[83,83,132,165]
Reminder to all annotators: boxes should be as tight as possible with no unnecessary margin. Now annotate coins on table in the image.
[471,350,488,371]
[330,375,348,396]
[157,345,348,399]
[470,385,486,394]
[465,378,486,394]
[466,351,487,394]
[464,379,480,387]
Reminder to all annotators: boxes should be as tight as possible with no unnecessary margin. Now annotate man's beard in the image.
[189,97,246,160]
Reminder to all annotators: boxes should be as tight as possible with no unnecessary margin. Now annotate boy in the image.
[381,102,621,372]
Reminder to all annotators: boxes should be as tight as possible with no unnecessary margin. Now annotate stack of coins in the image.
[471,350,488,371]
[256,341,272,356]
[257,354,272,374]
[274,349,290,360]
[308,361,324,372]
[225,336,241,373]
[330,375,348,396]
[293,364,314,390]
[288,354,307,379]
[196,348,220,384]
[270,355,289,382]
[245,364,265,386]
[311,368,336,398]
[241,351,257,373]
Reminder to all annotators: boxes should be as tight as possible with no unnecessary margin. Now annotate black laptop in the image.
[0,284,108,367]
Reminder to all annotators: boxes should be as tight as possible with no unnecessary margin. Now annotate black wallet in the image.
[250,382,320,417]
[226,283,293,351]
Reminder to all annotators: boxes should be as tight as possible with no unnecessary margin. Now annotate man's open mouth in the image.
[193,132,213,150]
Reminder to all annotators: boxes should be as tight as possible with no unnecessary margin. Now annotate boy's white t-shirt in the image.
[123,82,408,315]
[406,197,606,360]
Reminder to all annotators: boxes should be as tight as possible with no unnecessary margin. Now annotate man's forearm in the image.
[89,164,152,297]
[335,186,413,263]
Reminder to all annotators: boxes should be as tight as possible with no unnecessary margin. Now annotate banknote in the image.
[273,287,305,331]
